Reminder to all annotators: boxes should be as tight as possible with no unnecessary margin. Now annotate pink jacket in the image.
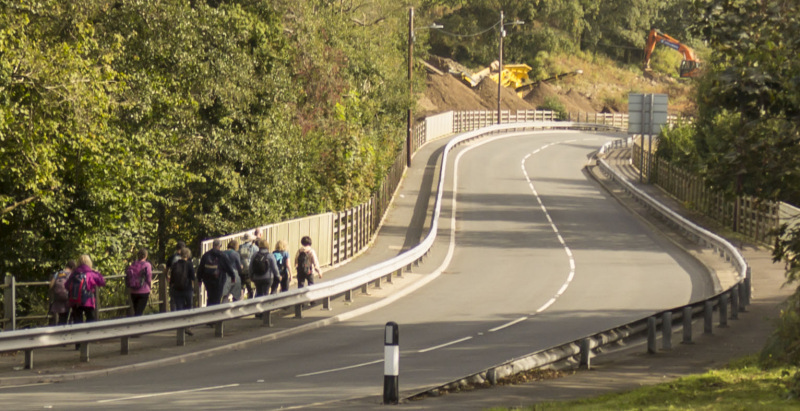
[126,260,152,294]
[69,265,107,309]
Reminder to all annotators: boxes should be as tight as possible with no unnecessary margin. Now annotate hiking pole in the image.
[383,321,400,404]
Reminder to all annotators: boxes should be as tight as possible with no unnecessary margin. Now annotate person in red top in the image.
[67,254,106,324]
[125,248,152,316]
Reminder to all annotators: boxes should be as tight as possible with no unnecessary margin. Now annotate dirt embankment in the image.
[420,55,696,117]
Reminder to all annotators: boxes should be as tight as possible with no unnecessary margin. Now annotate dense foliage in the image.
[0,0,410,290]
[420,0,697,73]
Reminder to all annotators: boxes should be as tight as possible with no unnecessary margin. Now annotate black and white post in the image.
[383,321,400,404]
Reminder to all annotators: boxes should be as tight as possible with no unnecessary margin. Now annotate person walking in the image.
[49,260,75,325]
[223,240,243,302]
[169,247,196,311]
[272,240,293,293]
[66,254,106,324]
[294,236,321,288]
[125,248,152,316]
[251,239,279,297]
[165,241,185,311]
[198,239,236,306]
[238,233,258,299]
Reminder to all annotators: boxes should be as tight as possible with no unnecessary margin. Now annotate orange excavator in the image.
[643,28,701,78]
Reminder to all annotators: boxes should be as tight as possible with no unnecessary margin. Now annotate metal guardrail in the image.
[410,138,752,397]
[0,121,623,368]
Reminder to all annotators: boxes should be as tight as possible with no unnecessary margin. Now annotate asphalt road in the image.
[1,131,714,410]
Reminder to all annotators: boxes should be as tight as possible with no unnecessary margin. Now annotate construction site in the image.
[417,52,697,120]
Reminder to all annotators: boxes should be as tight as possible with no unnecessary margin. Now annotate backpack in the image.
[273,251,287,277]
[296,249,313,277]
[67,271,93,307]
[201,252,221,281]
[251,250,270,279]
[126,263,148,289]
[51,270,69,303]
[170,260,192,291]
[238,243,254,276]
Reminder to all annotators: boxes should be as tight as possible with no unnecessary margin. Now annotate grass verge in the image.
[488,356,800,411]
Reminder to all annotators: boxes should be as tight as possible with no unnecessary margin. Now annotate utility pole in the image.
[407,7,414,167]
[497,10,504,125]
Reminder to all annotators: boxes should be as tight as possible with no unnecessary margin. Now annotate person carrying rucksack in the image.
[272,240,293,293]
[66,254,106,324]
[49,260,75,325]
[125,248,153,316]
[198,239,236,306]
[238,233,258,299]
[251,239,279,298]
[169,247,196,312]
[294,236,321,288]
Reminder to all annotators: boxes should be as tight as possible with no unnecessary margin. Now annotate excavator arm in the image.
[644,29,701,78]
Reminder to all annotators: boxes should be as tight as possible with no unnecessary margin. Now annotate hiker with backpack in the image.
[169,247,196,311]
[237,232,258,299]
[295,236,321,288]
[251,239,279,297]
[66,254,106,324]
[198,239,236,306]
[125,247,153,316]
[272,240,293,293]
[49,260,76,325]
[165,240,185,311]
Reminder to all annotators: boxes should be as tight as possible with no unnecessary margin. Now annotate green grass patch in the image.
[490,357,800,411]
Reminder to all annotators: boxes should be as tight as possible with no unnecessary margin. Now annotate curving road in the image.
[2,131,714,410]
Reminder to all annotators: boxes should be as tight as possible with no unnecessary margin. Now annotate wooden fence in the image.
[631,143,780,244]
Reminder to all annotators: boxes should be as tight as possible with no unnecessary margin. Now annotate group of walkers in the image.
[47,254,107,325]
[195,231,322,307]
[48,231,323,325]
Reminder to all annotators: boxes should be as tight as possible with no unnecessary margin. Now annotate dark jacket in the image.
[198,248,236,284]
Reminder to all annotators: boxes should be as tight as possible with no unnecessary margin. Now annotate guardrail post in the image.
[214,321,224,338]
[295,304,304,318]
[263,310,273,327]
[24,349,33,369]
[580,338,591,370]
[121,337,130,355]
[744,267,752,307]
[662,311,672,351]
[386,274,393,284]
[375,276,382,289]
[4,274,16,331]
[177,328,187,346]
[704,301,714,334]
[80,343,90,362]
[682,307,693,344]
[719,293,729,328]
[738,279,747,312]
[647,316,657,354]
[361,283,370,295]
[730,284,739,320]
[322,297,331,311]
[396,268,403,279]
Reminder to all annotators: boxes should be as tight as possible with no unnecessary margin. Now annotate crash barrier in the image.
[0,120,624,369]
[409,138,751,398]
